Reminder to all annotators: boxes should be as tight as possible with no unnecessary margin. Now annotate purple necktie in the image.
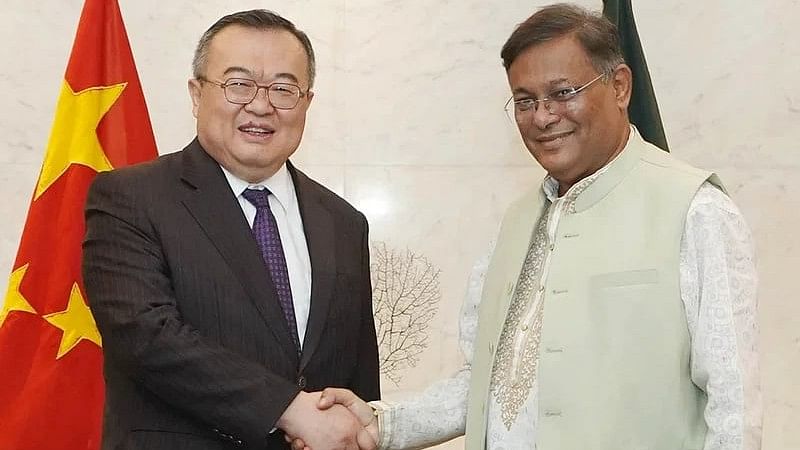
[241,188,300,352]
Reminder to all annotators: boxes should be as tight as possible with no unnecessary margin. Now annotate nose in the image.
[243,87,275,115]
[530,100,559,129]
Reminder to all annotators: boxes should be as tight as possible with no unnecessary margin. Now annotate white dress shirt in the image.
[220,164,312,347]
[374,163,761,450]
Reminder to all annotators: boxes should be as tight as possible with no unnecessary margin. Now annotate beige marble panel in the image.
[0,1,79,165]
[720,166,800,450]
[340,0,598,167]
[635,0,800,170]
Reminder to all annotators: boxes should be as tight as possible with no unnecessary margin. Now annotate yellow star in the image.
[43,283,102,359]
[35,80,127,199]
[0,264,37,328]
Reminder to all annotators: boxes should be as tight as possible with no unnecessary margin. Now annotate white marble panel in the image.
[635,0,800,170]
[719,166,800,450]
[0,1,79,165]
[341,0,598,167]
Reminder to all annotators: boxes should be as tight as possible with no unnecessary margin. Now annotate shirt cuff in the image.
[368,400,395,449]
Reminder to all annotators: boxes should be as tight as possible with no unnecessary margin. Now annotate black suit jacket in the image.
[82,139,380,450]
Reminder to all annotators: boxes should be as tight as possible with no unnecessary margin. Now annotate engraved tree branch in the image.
[371,242,441,385]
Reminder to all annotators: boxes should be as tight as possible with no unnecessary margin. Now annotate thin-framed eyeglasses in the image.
[197,77,308,110]
[504,72,606,122]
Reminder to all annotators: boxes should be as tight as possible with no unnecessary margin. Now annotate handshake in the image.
[278,388,380,450]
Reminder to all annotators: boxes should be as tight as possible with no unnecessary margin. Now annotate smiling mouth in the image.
[536,131,572,143]
[534,131,572,150]
[238,125,275,137]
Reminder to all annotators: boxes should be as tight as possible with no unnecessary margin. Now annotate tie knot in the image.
[241,188,272,209]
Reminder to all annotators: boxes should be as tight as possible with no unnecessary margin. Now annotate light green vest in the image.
[466,132,722,449]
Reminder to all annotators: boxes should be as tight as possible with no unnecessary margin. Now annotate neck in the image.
[554,125,632,197]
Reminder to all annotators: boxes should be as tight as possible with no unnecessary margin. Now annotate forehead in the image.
[205,25,309,83]
[507,35,595,88]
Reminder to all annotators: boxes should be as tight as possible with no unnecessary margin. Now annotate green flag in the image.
[603,0,669,151]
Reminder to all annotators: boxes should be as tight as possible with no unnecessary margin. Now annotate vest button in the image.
[297,375,307,389]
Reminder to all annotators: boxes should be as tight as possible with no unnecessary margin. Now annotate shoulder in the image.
[688,182,747,226]
[638,142,710,182]
[92,150,181,193]
[684,182,754,258]
[86,150,185,218]
[632,141,729,205]
[291,165,367,226]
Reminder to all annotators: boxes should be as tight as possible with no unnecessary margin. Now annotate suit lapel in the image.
[178,140,299,364]
[289,163,336,372]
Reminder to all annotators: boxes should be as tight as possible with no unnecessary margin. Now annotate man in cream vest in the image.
[289,4,761,450]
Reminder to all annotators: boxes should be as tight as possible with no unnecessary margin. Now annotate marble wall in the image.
[1,0,798,448]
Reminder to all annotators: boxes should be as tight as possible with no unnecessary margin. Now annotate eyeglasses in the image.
[504,73,606,121]
[198,77,308,109]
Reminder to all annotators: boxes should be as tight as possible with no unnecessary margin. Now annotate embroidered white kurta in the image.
[375,177,761,450]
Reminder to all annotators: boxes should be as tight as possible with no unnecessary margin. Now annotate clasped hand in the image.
[279,389,377,450]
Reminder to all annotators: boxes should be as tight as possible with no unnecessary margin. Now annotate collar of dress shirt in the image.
[541,125,637,203]
[219,163,295,213]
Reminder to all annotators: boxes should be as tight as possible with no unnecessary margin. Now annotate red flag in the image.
[0,1,157,448]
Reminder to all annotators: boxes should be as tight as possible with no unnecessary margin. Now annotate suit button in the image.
[297,375,307,389]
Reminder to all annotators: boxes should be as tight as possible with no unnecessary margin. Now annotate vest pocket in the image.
[589,269,660,305]
[590,269,659,289]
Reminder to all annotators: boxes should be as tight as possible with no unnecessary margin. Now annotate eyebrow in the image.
[222,66,254,77]
[512,78,573,96]
[222,67,300,84]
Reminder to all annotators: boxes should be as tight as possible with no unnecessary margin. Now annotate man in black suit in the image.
[82,10,380,450]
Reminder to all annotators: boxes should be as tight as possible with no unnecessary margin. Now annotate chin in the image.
[533,149,569,171]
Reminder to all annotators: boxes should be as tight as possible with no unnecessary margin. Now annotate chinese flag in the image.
[0,1,157,449]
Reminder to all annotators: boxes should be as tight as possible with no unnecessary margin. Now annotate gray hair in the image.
[192,9,316,88]
[501,3,624,75]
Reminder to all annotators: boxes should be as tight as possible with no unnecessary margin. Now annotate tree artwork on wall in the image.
[371,242,442,385]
